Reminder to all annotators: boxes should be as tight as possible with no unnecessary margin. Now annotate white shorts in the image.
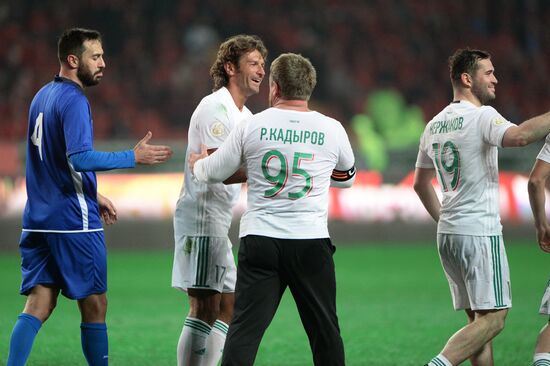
[539,280,550,315]
[172,236,236,293]
[437,233,512,311]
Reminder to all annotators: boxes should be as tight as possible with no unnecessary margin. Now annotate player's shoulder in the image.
[203,87,235,108]
[56,78,87,102]
[478,104,499,116]
[425,108,447,127]
[476,105,509,127]
[195,89,230,117]
[313,110,342,125]
[321,113,349,136]
[34,79,87,111]
[60,88,89,115]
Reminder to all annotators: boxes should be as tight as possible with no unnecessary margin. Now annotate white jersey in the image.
[174,87,252,237]
[415,100,515,235]
[536,134,550,163]
[195,107,355,239]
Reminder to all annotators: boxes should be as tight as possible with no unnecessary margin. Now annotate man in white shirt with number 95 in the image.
[190,52,355,366]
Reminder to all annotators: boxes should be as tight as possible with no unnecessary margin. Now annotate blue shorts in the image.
[19,231,107,300]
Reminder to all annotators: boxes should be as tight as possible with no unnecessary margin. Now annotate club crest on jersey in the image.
[493,118,505,125]
[210,122,225,137]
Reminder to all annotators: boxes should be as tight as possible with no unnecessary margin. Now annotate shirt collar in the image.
[54,75,83,90]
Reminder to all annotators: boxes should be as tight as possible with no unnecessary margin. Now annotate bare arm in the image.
[413,167,440,222]
[206,148,247,184]
[190,144,242,184]
[528,159,550,252]
[502,111,550,147]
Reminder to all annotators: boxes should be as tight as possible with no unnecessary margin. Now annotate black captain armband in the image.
[331,166,356,181]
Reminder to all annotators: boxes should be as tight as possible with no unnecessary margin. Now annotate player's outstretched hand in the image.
[134,131,173,165]
[188,144,209,175]
[98,192,117,225]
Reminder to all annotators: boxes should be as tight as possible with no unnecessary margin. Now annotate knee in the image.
[494,314,507,333]
[188,298,220,324]
[218,308,233,325]
[219,297,234,324]
[487,311,507,335]
[188,290,223,324]
[80,294,108,322]
[194,301,220,324]
[24,292,58,322]
[29,300,57,322]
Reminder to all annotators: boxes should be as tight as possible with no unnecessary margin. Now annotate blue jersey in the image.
[22,76,102,232]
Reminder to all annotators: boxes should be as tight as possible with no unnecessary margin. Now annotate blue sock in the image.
[7,313,42,366]
[81,322,108,366]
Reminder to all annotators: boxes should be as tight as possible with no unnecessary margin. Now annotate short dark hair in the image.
[210,34,267,91]
[448,48,491,84]
[270,53,317,101]
[58,28,102,64]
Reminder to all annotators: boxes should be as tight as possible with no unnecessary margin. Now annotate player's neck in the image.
[452,89,482,107]
[226,85,247,111]
[59,68,84,89]
[273,99,310,111]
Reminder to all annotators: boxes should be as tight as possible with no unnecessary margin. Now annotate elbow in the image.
[69,157,85,172]
[528,176,544,193]
[503,130,530,147]
[514,137,530,147]
[413,181,423,195]
[504,137,529,148]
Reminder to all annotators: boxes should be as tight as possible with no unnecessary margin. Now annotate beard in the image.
[77,64,101,87]
[471,81,495,105]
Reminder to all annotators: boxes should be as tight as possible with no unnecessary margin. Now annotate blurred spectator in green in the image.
[351,89,425,171]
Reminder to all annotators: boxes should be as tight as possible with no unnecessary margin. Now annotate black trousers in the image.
[221,235,345,366]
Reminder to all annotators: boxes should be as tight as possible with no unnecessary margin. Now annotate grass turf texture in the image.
[0,243,546,365]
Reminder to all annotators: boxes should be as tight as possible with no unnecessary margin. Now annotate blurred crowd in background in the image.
[0,0,548,166]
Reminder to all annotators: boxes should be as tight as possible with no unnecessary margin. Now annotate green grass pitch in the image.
[0,242,547,365]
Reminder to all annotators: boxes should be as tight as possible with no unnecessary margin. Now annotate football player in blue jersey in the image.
[6,28,172,366]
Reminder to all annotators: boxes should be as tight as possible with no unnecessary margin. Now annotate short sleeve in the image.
[478,106,515,147]
[196,100,232,149]
[536,134,550,163]
[62,93,93,156]
[415,131,434,169]
[194,118,245,183]
[335,123,355,171]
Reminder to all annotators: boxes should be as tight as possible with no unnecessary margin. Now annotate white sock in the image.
[202,320,229,366]
[428,354,453,366]
[177,317,212,366]
[534,353,550,366]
